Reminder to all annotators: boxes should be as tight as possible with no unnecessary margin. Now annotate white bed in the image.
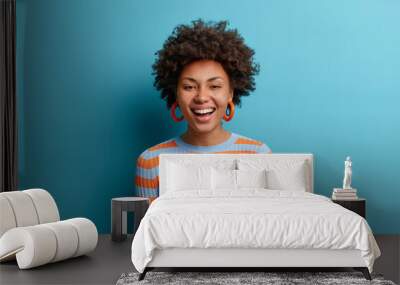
[131,154,380,280]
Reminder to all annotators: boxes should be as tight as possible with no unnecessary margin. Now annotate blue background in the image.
[16,0,400,234]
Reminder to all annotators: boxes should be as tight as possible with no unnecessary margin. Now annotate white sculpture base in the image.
[334,188,357,192]
[332,188,358,200]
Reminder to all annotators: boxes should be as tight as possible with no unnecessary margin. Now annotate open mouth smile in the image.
[190,107,216,122]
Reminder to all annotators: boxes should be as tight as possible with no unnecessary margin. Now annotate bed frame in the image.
[139,154,371,280]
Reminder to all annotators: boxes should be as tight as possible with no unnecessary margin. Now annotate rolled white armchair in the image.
[0,189,98,269]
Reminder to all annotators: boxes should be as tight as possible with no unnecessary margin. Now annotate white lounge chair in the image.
[0,188,98,269]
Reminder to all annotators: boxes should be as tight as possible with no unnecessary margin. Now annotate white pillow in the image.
[211,168,237,190]
[166,162,212,192]
[236,169,268,189]
[266,166,307,191]
[211,168,268,190]
[238,159,308,191]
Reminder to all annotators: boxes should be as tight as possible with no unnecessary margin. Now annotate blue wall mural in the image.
[17,0,400,233]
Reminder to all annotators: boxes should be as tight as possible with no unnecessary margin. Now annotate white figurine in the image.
[342,156,352,189]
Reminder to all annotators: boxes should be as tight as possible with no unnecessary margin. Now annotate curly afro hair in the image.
[152,19,260,109]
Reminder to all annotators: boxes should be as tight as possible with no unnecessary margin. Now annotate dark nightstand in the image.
[111,197,149,242]
[332,198,366,218]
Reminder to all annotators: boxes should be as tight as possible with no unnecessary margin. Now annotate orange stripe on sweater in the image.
[234,138,263,146]
[135,175,159,188]
[213,150,258,154]
[148,140,178,152]
[137,156,159,169]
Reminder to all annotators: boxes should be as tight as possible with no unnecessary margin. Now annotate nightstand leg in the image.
[112,201,126,242]
[122,210,127,235]
[134,203,148,236]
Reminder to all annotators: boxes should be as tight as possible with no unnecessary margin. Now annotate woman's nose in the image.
[194,87,210,103]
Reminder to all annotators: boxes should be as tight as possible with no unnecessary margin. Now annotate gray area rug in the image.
[116,271,396,285]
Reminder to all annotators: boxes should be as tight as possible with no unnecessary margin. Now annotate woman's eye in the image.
[211,85,221,89]
[183,85,194,91]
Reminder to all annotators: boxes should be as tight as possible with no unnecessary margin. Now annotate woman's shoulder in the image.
[232,133,272,153]
[137,138,179,160]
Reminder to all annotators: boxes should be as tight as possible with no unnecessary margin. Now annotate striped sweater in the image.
[135,132,271,202]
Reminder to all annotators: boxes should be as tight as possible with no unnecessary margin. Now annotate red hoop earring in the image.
[171,102,184,122]
[223,101,235,122]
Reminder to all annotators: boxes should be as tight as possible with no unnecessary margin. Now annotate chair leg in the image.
[354,267,372,280]
[138,268,148,281]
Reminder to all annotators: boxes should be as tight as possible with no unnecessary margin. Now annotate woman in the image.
[136,19,271,202]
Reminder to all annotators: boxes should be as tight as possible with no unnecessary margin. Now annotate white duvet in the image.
[131,190,380,273]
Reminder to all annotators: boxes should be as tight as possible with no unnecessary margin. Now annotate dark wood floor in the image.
[0,235,399,285]
[0,235,134,285]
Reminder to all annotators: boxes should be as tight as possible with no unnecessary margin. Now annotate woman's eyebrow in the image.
[181,77,197,83]
[207,77,224,82]
[181,77,224,83]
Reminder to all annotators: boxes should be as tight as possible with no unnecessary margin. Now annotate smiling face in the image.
[176,59,233,135]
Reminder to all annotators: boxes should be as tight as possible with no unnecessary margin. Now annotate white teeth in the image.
[192,108,215,115]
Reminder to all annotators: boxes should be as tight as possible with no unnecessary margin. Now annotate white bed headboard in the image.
[159,153,314,195]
